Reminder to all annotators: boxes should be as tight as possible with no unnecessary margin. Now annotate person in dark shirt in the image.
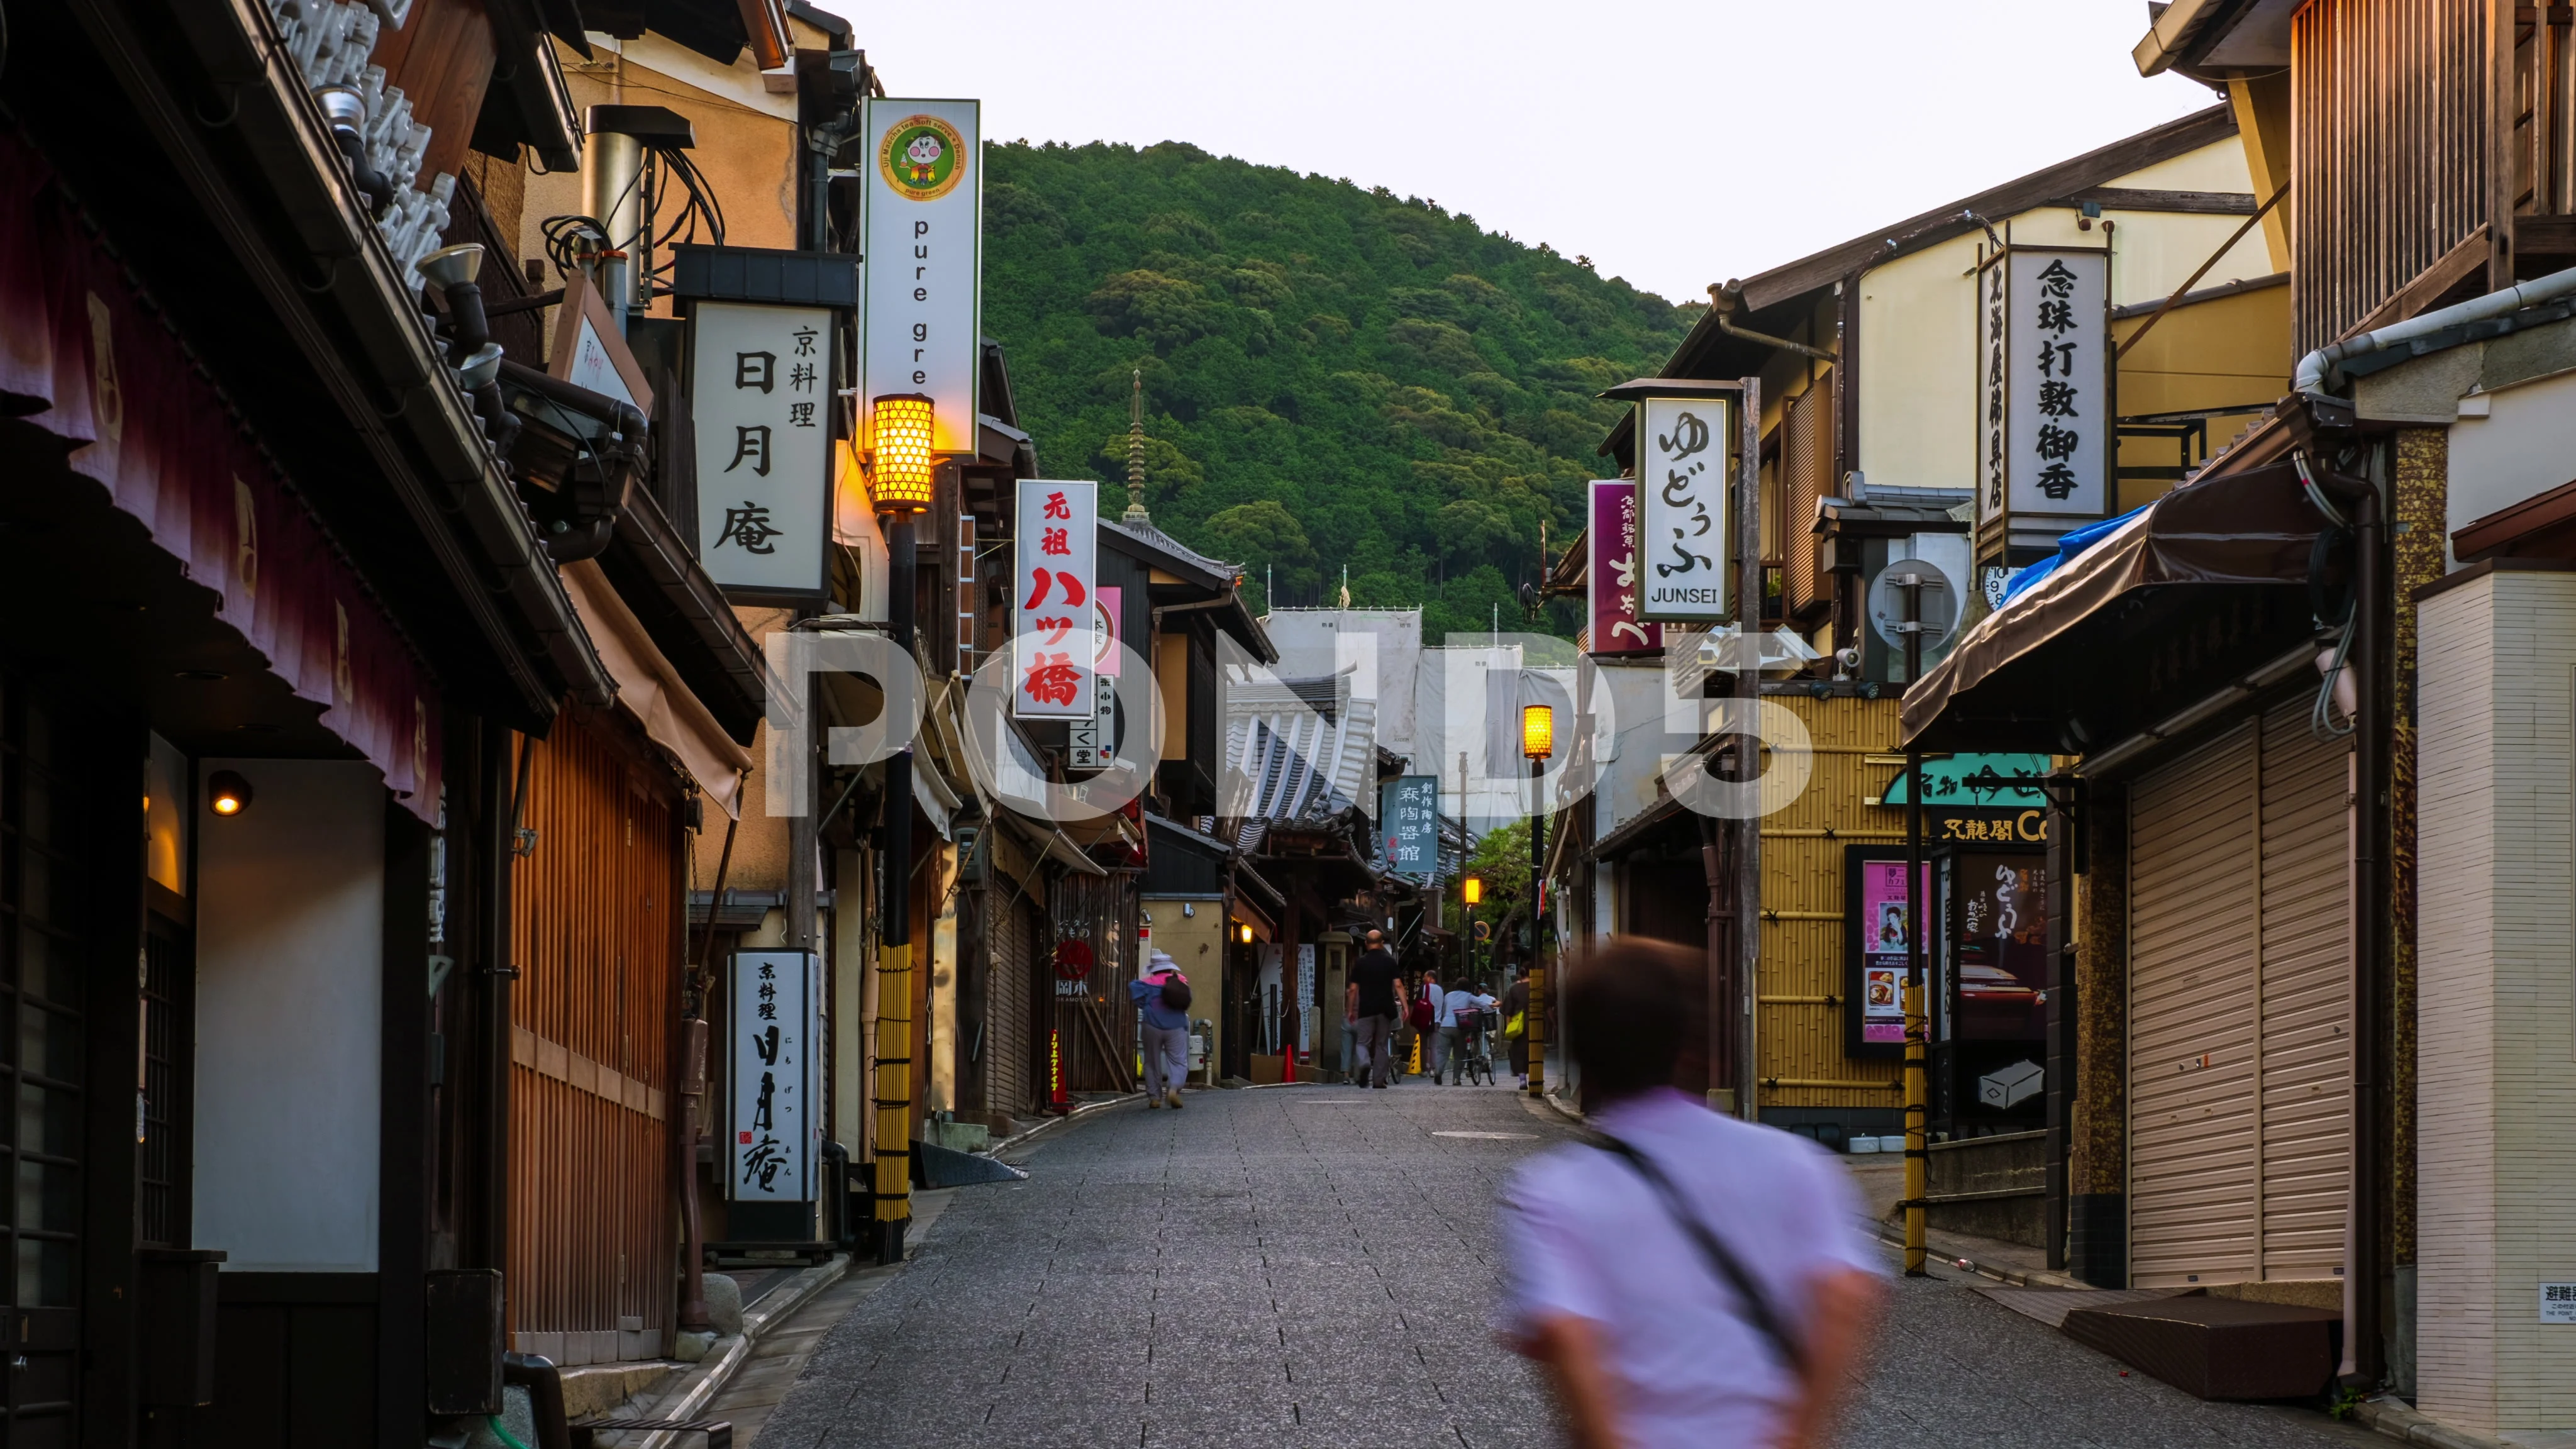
[1347,929,1402,1088]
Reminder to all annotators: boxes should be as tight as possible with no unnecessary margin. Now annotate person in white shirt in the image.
[1497,938,1884,1448]
[1437,980,1480,1084]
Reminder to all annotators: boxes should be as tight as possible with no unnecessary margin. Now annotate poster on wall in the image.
[1955,852,2048,1042]
[1845,848,1929,1058]
[727,951,818,1203]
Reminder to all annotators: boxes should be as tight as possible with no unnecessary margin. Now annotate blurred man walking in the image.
[1347,928,1402,1088]
[1498,938,1883,1448]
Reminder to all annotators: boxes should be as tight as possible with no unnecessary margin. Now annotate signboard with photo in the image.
[1847,851,1931,1055]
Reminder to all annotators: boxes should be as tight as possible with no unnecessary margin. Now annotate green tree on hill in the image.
[983,141,1696,639]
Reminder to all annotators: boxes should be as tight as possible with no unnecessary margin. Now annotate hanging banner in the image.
[727,950,819,1202]
[692,301,836,599]
[1014,479,1097,719]
[861,97,982,456]
[1636,396,1733,622]
[1069,585,1121,769]
[1975,245,2111,569]
[1379,775,1440,880]
[1587,479,1662,653]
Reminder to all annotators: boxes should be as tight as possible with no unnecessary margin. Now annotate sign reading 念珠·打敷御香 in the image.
[862,98,980,456]
[1637,395,1733,623]
[1975,244,2112,569]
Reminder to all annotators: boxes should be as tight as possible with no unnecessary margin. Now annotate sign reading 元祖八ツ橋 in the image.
[1636,396,1733,623]
[862,98,980,456]
[693,301,835,598]
[727,951,818,1204]
[1379,775,1440,880]
[1587,479,1662,654]
[1014,479,1097,720]
[1975,245,2111,575]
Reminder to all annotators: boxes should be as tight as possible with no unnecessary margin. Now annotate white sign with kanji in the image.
[1978,248,2109,528]
[1013,479,1097,720]
[693,301,834,598]
[1636,396,1732,623]
[727,950,818,1203]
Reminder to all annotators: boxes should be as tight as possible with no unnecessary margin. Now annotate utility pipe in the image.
[2303,456,2385,1387]
[1709,283,1838,362]
[2294,262,2576,397]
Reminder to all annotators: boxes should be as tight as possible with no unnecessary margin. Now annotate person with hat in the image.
[1131,950,1193,1109]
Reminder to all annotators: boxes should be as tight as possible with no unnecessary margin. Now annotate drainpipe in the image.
[2302,453,2385,1387]
[1709,282,1838,362]
[2294,262,2576,397]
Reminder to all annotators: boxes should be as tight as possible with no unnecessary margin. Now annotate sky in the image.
[813,1,2219,304]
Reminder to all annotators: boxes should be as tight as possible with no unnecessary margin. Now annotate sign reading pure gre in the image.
[861,98,980,456]
[694,302,835,598]
[727,950,818,1204]
[1636,396,1732,623]
[1976,247,2109,545]
[1013,479,1097,721]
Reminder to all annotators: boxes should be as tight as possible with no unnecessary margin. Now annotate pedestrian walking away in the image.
[1348,928,1402,1087]
[1414,968,1445,1080]
[1498,938,1884,1449]
[1130,950,1192,1109]
[1437,977,1482,1084]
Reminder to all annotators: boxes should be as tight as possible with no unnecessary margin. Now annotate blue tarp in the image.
[1997,506,2150,607]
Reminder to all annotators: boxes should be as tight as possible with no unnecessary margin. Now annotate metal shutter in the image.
[2128,722,2261,1288]
[1781,377,1835,618]
[988,894,1032,1115]
[2254,696,2351,1280]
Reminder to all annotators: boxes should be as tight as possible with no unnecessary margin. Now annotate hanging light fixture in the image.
[1237,923,1254,945]
[208,770,255,817]
[869,393,937,512]
[1521,704,1554,761]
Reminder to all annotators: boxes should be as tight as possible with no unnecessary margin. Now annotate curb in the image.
[2355,1398,2512,1449]
[985,1091,1141,1158]
[622,1254,850,1449]
[1872,1230,2084,1289]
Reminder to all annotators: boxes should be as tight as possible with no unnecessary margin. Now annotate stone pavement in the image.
[744,1080,2384,1448]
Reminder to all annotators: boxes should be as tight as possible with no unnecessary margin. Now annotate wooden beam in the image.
[2340,225,2492,338]
[2060,187,2259,214]
[2494,0,2523,289]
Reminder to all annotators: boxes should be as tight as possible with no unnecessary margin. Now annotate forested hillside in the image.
[981,140,1696,640]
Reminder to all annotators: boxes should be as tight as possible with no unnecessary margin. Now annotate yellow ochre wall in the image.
[1756,692,1908,1114]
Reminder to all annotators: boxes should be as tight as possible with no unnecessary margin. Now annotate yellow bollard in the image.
[1902,978,1926,1276]
[1409,1032,1422,1077]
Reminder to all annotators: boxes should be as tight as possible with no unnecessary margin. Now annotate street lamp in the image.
[1521,706,1552,1097]
[866,391,935,1265]
[1462,875,1482,906]
[1460,874,1482,987]
[1237,922,1253,945]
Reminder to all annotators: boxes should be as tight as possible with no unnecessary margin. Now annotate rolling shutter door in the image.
[2128,722,2260,1288]
[2254,696,2350,1280]
[987,892,1033,1115]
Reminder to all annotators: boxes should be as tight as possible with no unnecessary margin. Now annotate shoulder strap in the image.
[1591,1132,1806,1376]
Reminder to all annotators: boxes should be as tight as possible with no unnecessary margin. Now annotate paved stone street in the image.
[748,1084,2383,1449]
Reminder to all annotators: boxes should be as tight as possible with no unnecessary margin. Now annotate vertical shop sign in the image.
[1588,479,1662,653]
[1014,480,1097,719]
[1636,396,1733,622]
[1974,246,2111,572]
[727,951,818,1202]
[693,303,835,597]
[1069,585,1121,767]
[1379,775,1440,879]
[861,98,981,455]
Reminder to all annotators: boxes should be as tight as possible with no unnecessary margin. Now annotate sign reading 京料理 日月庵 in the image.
[728,950,818,1204]
[1588,479,1662,654]
[1014,479,1097,720]
[693,301,835,598]
[1379,775,1439,880]
[1636,396,1732,623]
[862,97,980,456]
[1975,245,2111,565]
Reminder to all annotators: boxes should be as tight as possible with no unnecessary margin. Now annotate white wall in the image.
[2416,572,2576,1433]
[194,758,385,1273]
[2448,369,2576,551]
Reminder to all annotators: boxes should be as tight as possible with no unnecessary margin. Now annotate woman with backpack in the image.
[1131,950,1193,1109]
